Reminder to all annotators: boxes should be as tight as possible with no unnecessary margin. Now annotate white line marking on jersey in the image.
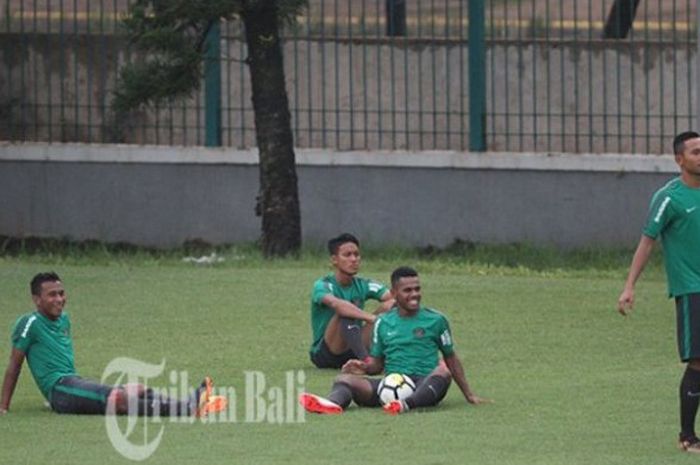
[21,315,37,338]
[654,196,671,223]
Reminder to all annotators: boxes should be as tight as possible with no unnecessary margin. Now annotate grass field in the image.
[0,246,694,464]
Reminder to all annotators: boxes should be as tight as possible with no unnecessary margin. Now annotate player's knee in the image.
[334,373,358,386]
[433,363,452,381]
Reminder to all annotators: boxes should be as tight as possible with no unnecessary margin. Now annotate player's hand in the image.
[617,288,635,316]
[341,359,367,375]
[466,393,491,405]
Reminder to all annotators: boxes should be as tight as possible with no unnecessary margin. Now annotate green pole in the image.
[468,0,486,151]
[205,21,222,147]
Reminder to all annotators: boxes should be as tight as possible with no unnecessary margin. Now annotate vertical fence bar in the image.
[33,0,39,139]
[349,1,355,149]
[222,21,229,146]
[503,0,510,150]
[573,0,580,152]
[545,0,551,150]
[458,0,464,150]
[644,0,650,152]
[204,21,222,147]
[532,0,538,151]
[601,0,608,151]
[628,1,635,153]
[389,0,397,149]
[292,10,299,145]
[468,0,486,151]
[418,0,424,149]
[402,0,408,148]
[5,0,13,139]
[305,10,312,146]
[46,0,53,141]
[59,0,66,141]
[488,0,496,150]
[444,0,450,148]
[333,0,340,148]
[559,0,566,151]
[656,0,662,147]
[239,26,246,147]
[320,0,327,147]
[361,0,368,148]
[429,0,436,148]
[73,0,78,141]
[694,0,700,128]
[85,2,93,143]
[375,0,382,148]
[19,0,27,140]
[516,0,523,149]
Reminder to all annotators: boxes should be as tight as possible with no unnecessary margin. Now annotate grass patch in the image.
[0,246,679,464]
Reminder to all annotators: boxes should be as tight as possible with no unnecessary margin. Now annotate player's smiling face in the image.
[678,137,700,177]
[332,242,361,276]
[33,281,67,320]
[393,276,421,313]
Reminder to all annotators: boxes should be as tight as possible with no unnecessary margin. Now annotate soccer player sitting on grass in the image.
[300,266,489,414]
[309,233,394,369]
[0,272,226,416]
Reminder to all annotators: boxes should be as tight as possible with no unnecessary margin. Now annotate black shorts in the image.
[675,293,700,362]
[360,374,448,408]
[50,376,115,414]
[310,339,355,369]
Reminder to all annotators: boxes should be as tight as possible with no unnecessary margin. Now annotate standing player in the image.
[309,233,394,368]
[0,272,226,416]
[617,131,700,452]
[300,266,488,414]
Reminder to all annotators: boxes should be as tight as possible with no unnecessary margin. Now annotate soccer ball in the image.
[377,373,416,405]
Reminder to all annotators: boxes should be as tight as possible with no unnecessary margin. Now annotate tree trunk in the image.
[242,4,301,257]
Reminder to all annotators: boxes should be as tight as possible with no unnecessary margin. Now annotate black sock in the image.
[136,394,191,417]
[405,375,450,410]
[338,317,368,359]
[327,382,353,409]
[680,366,700,438]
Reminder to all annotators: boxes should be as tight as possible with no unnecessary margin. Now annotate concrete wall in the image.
[0,143,679,248]
[0,34,692,154]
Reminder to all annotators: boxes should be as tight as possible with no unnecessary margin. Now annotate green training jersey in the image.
[309,274,388,354]
[370,306,455,377]
[11,311,76,401]
[643,177,700,297]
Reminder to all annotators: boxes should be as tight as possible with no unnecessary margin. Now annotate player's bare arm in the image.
[0,348,26,414]
[444,353,489,405]
[374,291,395,314]
[618,234,656,315]
[321,294,376,323]
[341,356,384,376]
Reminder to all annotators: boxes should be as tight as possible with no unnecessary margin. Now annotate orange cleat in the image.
[298,393,343,415]
[382,400,407,415]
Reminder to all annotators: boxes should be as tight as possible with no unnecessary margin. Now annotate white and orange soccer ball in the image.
[377,373,416,405]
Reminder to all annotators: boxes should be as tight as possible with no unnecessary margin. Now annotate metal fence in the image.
[0,1,696,154]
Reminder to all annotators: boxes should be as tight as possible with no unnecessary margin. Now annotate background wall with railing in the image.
[0,0,696,154]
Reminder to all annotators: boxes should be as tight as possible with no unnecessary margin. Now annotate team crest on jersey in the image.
[413,327,425,338]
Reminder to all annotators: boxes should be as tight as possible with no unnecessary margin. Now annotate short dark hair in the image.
[327,233,359,255]
[673,131,700,155]
[30,272,61,296]
[390,266,418,287]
